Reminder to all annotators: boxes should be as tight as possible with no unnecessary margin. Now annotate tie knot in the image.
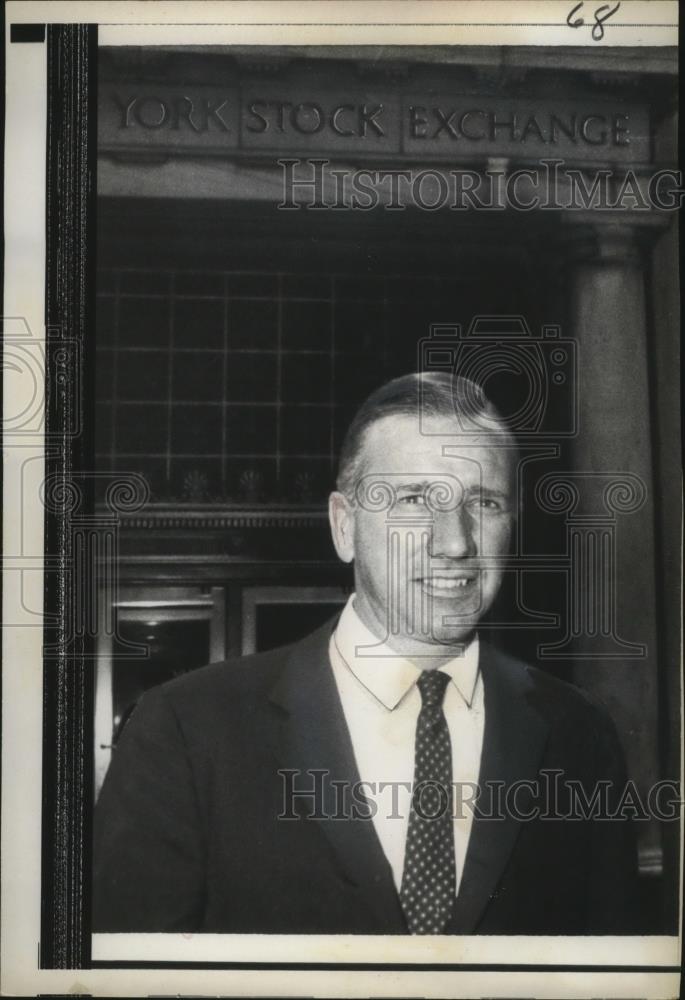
[417,669,450,707]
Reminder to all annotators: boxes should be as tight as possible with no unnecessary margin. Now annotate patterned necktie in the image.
[400,669,456,934]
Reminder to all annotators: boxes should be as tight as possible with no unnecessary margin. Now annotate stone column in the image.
[558,219,662,871]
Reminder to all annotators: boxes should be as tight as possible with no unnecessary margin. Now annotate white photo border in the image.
[2,2,682,997]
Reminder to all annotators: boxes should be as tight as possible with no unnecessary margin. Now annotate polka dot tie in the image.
[400,670,456,935]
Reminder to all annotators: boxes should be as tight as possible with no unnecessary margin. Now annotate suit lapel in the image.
[267,626,550,935]
[447,642,550,933]
[268,620,407,932]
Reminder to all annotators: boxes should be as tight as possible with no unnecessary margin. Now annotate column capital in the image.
[557,212,670,267]
[559,220,644,267]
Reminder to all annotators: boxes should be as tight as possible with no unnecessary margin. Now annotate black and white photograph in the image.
[1,2,682,997]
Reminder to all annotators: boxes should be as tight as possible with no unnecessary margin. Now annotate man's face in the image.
[329,413,515,658]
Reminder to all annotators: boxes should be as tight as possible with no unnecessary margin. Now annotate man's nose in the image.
[427,505,477,559]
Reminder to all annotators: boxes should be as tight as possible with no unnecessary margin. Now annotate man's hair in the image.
[336,372,509,499]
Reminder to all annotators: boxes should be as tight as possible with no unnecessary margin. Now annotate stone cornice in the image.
[111,45,677,77]
[99,502,329,531]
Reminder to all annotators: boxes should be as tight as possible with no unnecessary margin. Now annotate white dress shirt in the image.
[329,594,485,895]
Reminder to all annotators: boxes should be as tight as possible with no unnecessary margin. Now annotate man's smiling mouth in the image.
[416,572,479,594]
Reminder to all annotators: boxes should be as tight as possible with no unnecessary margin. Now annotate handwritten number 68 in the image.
[567,1,622,41]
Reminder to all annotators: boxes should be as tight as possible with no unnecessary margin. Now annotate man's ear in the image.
[328,491,355,564]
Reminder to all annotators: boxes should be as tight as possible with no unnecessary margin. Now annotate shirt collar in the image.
[333,594,480,711]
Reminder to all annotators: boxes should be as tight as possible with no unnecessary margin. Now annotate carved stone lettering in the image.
[244,100,385,138]
[116,94,230,133]
[405,106,631,147]
[98,84,649,163]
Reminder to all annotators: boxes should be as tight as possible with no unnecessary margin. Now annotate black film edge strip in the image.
[41,22,98,970]
[10,23,46,43]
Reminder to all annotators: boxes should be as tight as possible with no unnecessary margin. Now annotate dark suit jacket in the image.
[93,619,639,934]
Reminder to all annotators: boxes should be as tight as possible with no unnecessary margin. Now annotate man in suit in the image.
[94,372,639,934]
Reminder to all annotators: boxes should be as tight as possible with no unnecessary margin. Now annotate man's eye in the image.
[468,497,501,510]
[397,494,426,506]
